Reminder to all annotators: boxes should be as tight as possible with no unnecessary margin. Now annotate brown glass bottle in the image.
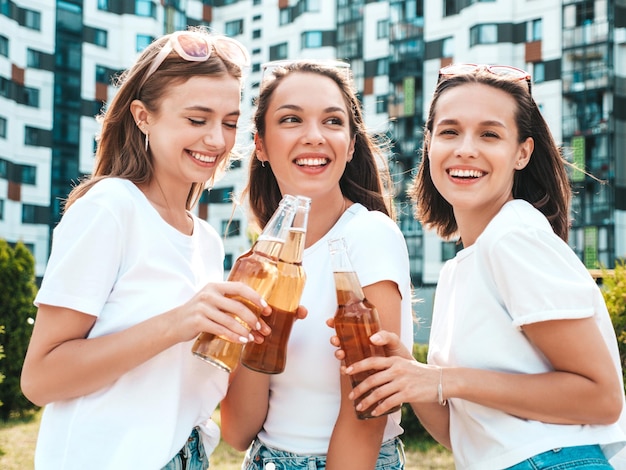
[329,237,402,419]
[192,195,297,373]
[241,196,310,374]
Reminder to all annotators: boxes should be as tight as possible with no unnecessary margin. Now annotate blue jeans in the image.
[506,444,613,470]
[242,436,405,470]
[162,427,209,470]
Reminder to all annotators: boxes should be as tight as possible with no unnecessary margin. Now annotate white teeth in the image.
[295,158,328,166]
[189,151,217,163]
[448,168,483,178]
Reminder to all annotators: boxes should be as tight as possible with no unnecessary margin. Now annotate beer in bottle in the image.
[192,195,297,372]
[241,195,310,374]
[328,237,401,419]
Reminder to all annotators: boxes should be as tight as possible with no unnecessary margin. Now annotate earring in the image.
[145,133,149,152]
[261,160,266,168]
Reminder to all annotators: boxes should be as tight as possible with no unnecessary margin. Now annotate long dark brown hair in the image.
[243,61,395,229]
[65,27,247,211]
[409,71,571,241]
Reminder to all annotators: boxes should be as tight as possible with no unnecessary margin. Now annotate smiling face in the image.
[428,82,533,237]
[134,74,241,192]
[255,71,355,202]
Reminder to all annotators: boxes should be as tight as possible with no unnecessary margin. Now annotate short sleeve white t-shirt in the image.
[34,178,229,469]
[258,204,414,453]
[428,199,626,470]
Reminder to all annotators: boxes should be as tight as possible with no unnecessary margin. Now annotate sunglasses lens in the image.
[214,38,251,67]
[489,66,528,79]
[177,34,210,59]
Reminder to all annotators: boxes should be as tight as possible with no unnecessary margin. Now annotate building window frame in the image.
[470,24,498,46]
[225,19,244,37]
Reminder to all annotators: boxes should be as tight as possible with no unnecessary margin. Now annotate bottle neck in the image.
[253,237,284,259]
[279,228,306,264]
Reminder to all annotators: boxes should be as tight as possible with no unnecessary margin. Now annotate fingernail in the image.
[370,333,381,342]
[345,366,353,374]
[256,322,262,331]
[239,336,249,344]
[248,333,255,342]
[260,298,268,308]
[348,392,354,400]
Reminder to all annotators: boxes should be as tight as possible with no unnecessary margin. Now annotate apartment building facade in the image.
[1,1,625,339]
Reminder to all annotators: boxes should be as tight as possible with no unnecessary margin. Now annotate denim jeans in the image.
[162,427,209,470]
[505,444,613,470]
[242,436,405,470]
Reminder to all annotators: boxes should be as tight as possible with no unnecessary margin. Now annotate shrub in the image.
[600,261,626,386]
[400,343,436,443]
[0,240,38,420]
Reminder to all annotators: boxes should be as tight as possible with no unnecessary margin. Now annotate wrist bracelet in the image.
[437,366,447,406]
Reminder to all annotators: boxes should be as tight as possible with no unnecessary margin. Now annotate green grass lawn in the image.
[0,409,454,469]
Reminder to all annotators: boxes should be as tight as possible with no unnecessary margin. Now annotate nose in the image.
[301,122,325,145]
[203,124,226,150]
[455,134,477,159]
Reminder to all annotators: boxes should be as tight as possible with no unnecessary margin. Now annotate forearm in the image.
[326,375,386,470]
[411,402,451,449]
[220,366,270,451]
[446,367,623,425]
[21,310,179,405]
[326,413,385,470]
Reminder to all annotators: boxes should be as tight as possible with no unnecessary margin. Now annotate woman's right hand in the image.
[173,281,271,344]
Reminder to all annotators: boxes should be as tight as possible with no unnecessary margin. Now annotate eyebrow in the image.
[184,105,240,117]
[436,118,505,128]
[276,104,347,114]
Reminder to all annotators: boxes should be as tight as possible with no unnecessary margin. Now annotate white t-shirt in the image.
[428,199,626,470]
[258,203,414,453]
[34,178,228,469]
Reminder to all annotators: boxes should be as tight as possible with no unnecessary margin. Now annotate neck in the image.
[304,194,349,248]
[138,180,193,235]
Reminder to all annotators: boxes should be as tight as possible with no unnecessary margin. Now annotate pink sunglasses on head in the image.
[139,30,250,90]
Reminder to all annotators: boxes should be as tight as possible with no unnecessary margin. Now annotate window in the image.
[0,77,9,98]
[301,31,322,48]
[24,9,41,31]
[533,62,545,83]
[221,219,241,238]
[224,253,234,271]
[0,199,3,220]
[253,14,261,21]
[27,49,42,68]
[0,159,6,178]
[207,186,234,203]
[93,29,107,47]
[528,18,542,41]
[375,95,387,114]
[136,0,156,18]
[377,20,389,39]
[269,42,288,61]
[0,35,7,57]
[442,241,460,261]
[252,29,261,40]
[21,165,36,184]
[225,19,243,37]
[442,37,454,57]
[0,116,5,138]
[97,0,109,10]
[470,24,497,46]
[136,34,153,52]
[21,86,39,107]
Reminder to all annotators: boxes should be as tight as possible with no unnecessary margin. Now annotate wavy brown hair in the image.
[243,61,395,229]
[409,71,571,242]
[64,27,247,211]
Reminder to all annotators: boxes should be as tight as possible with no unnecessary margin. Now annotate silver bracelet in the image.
[437,366,447,406]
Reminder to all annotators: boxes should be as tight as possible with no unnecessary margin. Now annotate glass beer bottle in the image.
[192,195,297,373]
[328,237,401,419]
[241,195,311,374]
